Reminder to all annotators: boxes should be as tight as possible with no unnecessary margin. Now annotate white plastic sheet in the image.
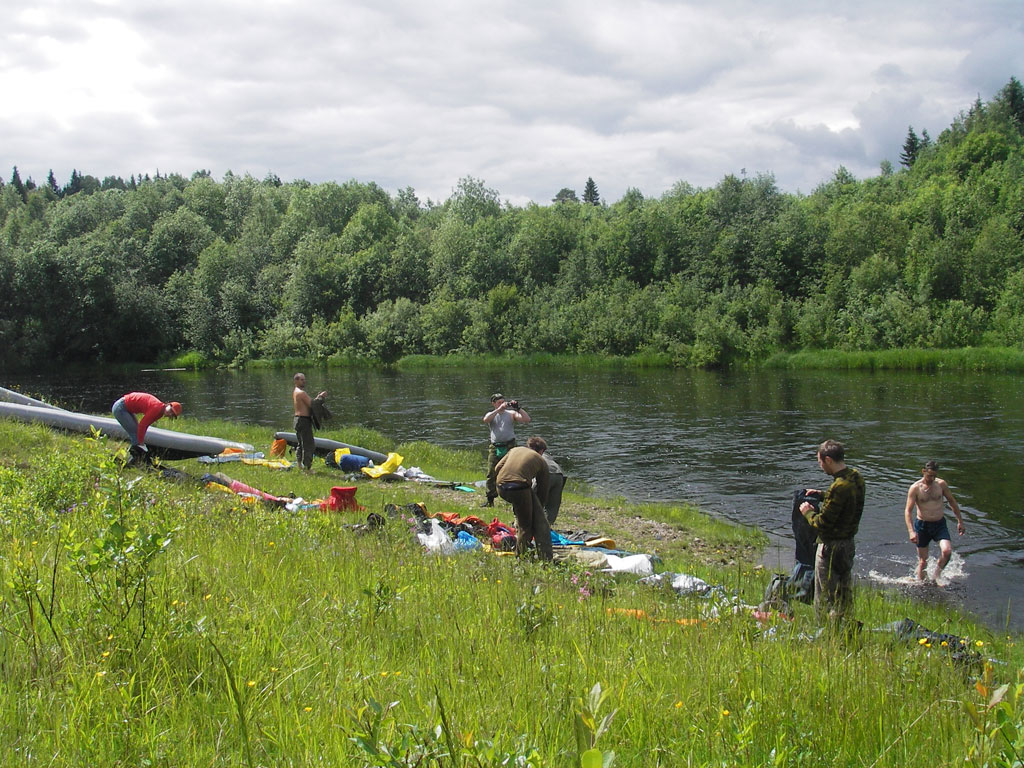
[417,518,456,555]
[601,553,655,576]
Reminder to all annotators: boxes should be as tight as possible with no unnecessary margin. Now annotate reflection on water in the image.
[6,365,1023,631]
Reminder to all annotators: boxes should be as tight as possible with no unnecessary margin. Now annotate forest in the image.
[1,79,1022,371]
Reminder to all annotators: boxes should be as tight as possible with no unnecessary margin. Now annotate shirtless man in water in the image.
[904,460,966,581]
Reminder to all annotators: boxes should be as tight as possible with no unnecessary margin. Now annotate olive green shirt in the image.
[494,447,550,505]
[803,467,865,542]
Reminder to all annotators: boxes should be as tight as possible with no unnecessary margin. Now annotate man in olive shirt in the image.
[495,436,552,560]
[799,439,865,622]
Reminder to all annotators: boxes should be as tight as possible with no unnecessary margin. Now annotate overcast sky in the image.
[2,1,1022,206]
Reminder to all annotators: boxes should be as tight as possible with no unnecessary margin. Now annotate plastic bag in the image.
[453,530,482,551]
[417,518,456,555]
[601,553,655,576]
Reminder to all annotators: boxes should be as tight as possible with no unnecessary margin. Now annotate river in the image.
[5,365,1023,632]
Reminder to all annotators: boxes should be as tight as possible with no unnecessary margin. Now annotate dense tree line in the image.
[2,79,1023,371]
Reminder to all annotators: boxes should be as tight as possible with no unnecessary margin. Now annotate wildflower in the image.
[304,706,312,712]
[268,541,275,547]
[675,701,683,709]
[271,667,279,673]
[722,709,730,716]
[975,640,985,647]
[204,594,212,601]
[941,641,948,647]
[571,575,579,585]
[96,671,106,677]
[106,634,113,641]
[101,651,110,658]
[247,680,256,688]
[496,579,502,584]
[918,638,928,645]
[171,600,179,607]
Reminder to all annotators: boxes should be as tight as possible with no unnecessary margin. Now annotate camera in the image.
[506,399,521,411]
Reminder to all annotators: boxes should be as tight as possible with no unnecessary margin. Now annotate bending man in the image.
[111,392,182,459]
[495,436,552,560]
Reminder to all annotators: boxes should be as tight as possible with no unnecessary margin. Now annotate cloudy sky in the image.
[2,1,1023,206]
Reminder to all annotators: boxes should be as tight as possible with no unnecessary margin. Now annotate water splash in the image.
[868,551,968,587]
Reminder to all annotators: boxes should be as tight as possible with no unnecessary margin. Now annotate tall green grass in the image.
[1,418,1021,767]
[765,347,1024,372]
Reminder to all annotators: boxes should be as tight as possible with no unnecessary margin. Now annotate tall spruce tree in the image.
[900,126,921,168]
[997,76,1024,128]
[582,176,600,205]
[10,166,27,202]
[47,169,61,198]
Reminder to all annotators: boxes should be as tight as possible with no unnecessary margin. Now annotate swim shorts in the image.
[913,518,951,548]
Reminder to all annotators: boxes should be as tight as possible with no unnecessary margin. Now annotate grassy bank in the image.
[170,346,1024,374]
[1,417,1022,767]
[764,347,1024,372]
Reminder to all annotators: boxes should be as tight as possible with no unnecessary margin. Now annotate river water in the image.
[5,365,1023,632]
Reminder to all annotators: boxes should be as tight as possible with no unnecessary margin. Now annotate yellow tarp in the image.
[361,452,404,479]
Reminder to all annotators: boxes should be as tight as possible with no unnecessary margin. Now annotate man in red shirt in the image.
[111,392,182,457]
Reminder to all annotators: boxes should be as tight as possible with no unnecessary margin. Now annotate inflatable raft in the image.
[0,399,255,460]
[272,431,389,464]
[0,385,62,410]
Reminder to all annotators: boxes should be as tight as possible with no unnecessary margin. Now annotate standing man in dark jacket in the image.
[495,436,552,560]
[799,439,865,622]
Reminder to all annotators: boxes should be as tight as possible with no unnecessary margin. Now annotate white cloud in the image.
[1,0,1021,203]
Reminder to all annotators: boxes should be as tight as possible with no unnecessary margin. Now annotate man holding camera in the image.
[481,392,531,507]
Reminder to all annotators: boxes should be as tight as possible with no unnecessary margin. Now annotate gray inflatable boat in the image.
[0,398,254,460]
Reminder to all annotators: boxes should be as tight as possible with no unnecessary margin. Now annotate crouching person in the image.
[495,436,553,561]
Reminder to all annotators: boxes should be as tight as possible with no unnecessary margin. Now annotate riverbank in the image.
[160,346,1024,374]
[2,415,1021,766]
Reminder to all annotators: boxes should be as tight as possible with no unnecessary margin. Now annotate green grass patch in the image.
[1,417,1021,767]
[766,346,1024,372]
[395,352,680,371]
